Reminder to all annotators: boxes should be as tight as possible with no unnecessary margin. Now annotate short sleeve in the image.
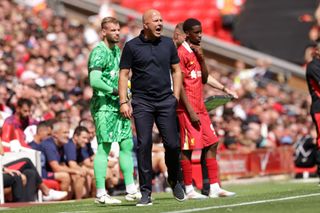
[119,43,133,69]
[64,140,77,162]
[42,142,59,162]
[170,39,180,65]
[88,47,107,72]
[178,48,188,75]
[81,147,90,161]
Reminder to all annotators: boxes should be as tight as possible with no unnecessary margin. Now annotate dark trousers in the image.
[3,173,24,202]
[311,113,320,177]
[132,95,181,196]
[5,158,42,201]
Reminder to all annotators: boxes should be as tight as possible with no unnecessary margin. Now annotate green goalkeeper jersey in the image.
[88,41,120,112]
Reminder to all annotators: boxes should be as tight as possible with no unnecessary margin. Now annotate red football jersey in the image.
[177,42,205,113]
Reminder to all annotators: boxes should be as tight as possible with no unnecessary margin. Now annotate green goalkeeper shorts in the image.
[92,110,132,143]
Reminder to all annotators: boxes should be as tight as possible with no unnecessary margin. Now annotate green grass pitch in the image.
[1,180,320,213]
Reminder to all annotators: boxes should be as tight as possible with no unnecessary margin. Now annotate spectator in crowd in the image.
[119,9,185,206]
[79,118,96,159]
[0,137,68,202]
[1,98,35,147]
[177,18,236,199]
[0,138,25,202]
[88,16,140,205]
[64,126,95,197]
[29,120,71,192]
[41,121,86,200]
[0,84,12,127]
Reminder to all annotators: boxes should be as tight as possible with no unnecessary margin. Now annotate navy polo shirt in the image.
[64,139,90,164]
[41,137,66,172]
[120,31,180,100]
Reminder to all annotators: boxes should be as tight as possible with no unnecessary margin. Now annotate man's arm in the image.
[171,63,182,101]
[180,73,200,128]
[89,70,118,95]
[67,160,87,176]
[119,68,132,118]
[191,44,238,98]
[49,160,82,175]
[207,75,238,98]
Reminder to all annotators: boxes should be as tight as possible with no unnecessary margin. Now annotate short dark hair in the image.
[183,18,201,33]
[79,119,94,128]
[73,126,89,137]
[36,120,50,134]
[101,17,119,29]
[17,98,32,108]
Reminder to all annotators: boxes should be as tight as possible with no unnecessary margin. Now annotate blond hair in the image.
[101,17,119,29]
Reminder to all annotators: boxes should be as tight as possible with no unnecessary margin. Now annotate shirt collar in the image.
[182,41,193,53]
[139,30,161,43]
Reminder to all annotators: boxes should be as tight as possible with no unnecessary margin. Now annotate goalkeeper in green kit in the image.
[88,17,141,204]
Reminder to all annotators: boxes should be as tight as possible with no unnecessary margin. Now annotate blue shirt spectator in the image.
[41,137,67,172]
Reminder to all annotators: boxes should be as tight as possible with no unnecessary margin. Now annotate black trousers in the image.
[3,173,24,202]
[132,95,181,196]
[4,158,42,201]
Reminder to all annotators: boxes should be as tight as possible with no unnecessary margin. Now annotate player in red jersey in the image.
[177,18,237,199]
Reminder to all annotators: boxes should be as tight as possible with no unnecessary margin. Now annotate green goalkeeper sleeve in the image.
[89,70,117,95]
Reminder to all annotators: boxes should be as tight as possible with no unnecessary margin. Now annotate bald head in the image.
[142,9,161,24]
[142,9,163,40]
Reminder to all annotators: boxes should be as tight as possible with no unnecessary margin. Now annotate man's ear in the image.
[101,28,106,37]
[143,23,148,30]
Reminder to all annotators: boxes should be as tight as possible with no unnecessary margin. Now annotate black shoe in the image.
[172,182,186,202]
[136,194,152,206]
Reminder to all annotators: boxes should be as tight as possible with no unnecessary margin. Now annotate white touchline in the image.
[162,193,320,213]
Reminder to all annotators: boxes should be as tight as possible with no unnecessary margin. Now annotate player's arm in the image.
[171,63,182,101]
[89,70,118,95]
[207,75,238,98]
[88,48,118,96]
[180,73,200,127]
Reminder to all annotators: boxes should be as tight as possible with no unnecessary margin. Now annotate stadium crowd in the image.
[0,0,317,202]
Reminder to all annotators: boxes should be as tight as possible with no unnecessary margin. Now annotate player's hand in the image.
[189,111,201,129]
[120,103,132,119]
[224,88,238,99]
[190,44,204,62]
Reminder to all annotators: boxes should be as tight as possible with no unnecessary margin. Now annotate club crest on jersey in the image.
[190,70,202,79]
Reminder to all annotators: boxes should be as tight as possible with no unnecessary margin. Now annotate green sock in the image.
[119,138,135,186]
[94,142,111,189]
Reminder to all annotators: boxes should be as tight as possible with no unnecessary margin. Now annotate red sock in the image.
[180,159,193,185]
[206,158,219,184]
